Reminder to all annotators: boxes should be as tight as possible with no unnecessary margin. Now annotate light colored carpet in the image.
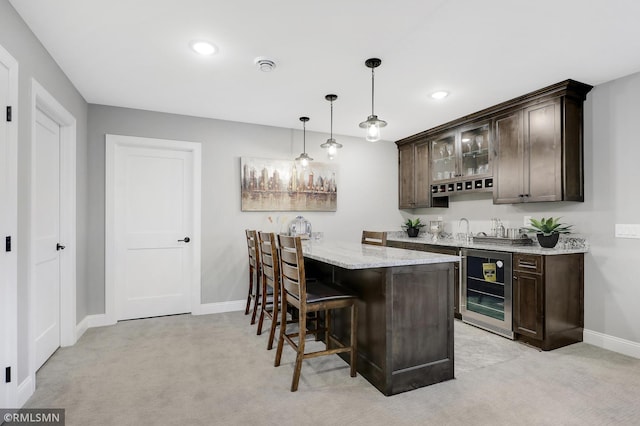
[25,312,640,426]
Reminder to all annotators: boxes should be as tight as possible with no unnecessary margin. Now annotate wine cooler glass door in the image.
[462,248,513,339]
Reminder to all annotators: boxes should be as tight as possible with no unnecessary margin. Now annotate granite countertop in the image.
[386,232,589,255]
[302,240,460,270]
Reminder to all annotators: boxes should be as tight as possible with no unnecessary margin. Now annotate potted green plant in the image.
[526,217,572,248]
[403,218,425,238]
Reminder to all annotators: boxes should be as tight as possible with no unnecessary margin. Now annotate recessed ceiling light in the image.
[431,91,449,100]
[189,40,217,56]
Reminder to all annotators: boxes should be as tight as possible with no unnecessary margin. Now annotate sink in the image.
[472,235,533,246]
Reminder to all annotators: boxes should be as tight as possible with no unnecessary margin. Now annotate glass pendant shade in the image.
[321,94,342,159]
[360,58,387,142]
[320,138,342,159]
[295,116,312,167]
[360,114,387,142]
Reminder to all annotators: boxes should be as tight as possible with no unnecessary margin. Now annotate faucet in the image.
[459,218,470,242]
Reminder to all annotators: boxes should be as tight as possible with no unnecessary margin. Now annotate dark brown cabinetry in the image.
[398,141,447,209]
[493,86,589,203]
[306,258,455,395]
[512,253,584,350]
[398,143,416,208]
[396,80,592,207]
[428,122,494,198]
[387,240,461,319]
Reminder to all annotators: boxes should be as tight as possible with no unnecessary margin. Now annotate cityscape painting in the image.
[241,157,337,211]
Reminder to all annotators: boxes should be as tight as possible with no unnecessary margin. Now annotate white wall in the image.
[87,105,403,310]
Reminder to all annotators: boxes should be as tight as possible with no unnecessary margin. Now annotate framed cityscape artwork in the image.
[240,157,337,211]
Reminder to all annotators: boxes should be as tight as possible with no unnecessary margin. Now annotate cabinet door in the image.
[398,143,415,208]
[430,133,456,183]
[525,99,562,202]
[460,122,491,179]
[493,111,524,204]
[414,142,431,207]
[513,270,544,340]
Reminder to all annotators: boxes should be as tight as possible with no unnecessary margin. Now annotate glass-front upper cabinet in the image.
[460,123,490,178]
[431,122,491,184]
[430,133,456,183]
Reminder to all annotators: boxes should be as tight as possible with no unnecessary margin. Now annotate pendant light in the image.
[320,94,343,159]
[359,58,387,142]
[295,116,313,167]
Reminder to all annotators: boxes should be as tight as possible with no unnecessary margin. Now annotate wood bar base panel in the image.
[306,259,455,396]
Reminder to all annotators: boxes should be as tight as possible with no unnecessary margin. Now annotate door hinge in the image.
[6,106,12,122]
[5,236,11,252]
[5,366,10,383]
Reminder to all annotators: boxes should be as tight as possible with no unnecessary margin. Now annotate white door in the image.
[33,109,62,370]
[0,43,18,409]
[112,137,196,320]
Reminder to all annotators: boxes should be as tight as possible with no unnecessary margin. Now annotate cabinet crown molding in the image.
[396,79,593,146]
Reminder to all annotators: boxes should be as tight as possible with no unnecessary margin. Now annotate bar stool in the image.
[361,230,387,246]
[256,231,281,349]
[275,234,358,392]
[244,229,261,325]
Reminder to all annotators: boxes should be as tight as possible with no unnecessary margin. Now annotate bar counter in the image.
[302,239,460,269]
[301,240,459,396]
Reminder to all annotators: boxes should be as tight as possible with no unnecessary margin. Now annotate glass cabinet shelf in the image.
[430,122,491,184]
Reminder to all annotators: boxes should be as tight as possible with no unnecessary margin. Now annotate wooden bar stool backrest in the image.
[275,234,358,392]
[278,235,304,306]
[257,231,280,349]
[244,229,261,324]
[361,230,387,246]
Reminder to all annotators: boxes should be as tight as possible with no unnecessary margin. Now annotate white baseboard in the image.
[75,303,242,339]
[583,329,640,359]
[16,376,34,408]
[75,316,89,342]
[75,314,115,341]
[195,300,245,315]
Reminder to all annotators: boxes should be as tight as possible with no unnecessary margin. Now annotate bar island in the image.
[301,240,459,396]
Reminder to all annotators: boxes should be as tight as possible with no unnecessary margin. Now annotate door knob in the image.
[178,237,191,243]
[56,243,66,251]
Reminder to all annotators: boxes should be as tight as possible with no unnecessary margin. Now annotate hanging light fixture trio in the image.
[359,58,387,142]
[295,116,313,167]
[320,94,343,159]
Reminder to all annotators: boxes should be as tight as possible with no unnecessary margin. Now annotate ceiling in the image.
[10,0,640,141]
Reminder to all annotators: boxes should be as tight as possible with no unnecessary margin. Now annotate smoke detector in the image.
[255,57,276,72]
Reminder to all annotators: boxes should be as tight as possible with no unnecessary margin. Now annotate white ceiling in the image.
[10,0,640,141]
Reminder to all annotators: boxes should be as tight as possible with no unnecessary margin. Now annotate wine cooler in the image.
[461,248,513,339]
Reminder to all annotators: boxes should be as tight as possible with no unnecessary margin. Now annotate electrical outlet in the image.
[615,224,640,239]
[524,216,531,227]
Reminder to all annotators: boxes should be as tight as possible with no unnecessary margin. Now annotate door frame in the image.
[105,134,202,324]
[29,79,76,382]
[0,43,19,409]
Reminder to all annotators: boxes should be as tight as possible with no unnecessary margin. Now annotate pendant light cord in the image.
[330,100,334,139]
[371,67,375,116]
